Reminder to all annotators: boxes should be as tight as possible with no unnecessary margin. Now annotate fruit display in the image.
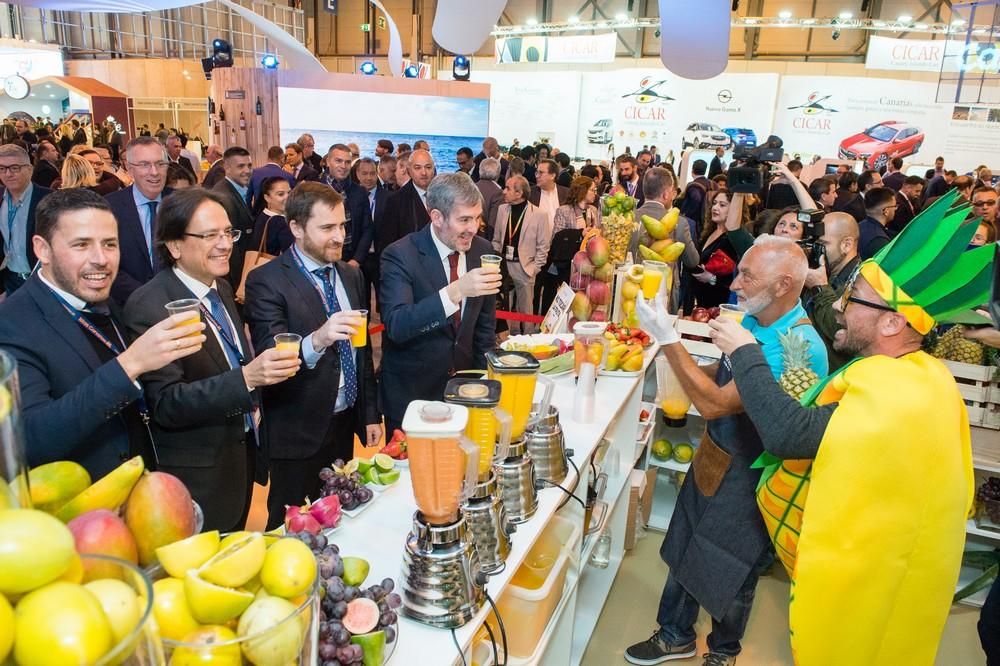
[929,325,988,365]
[320,460,375,512]
[380,429,408,461]
[502,337,570,360]
[605,340,645,373]
[778,329,821,400]
[285,495,342,534]
[357,455,401,487]
[0,508,157,665]
[604,322,652,347]
[600,191,637,264]
[976,477,1000,529]
[569,230,614,325]
[638,208,680,246]
[651,438,673,461]
[288,531,399,665]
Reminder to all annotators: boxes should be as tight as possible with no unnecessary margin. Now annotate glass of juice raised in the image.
[274,333,302,376]
[350,310,369,348]
[718,303,746,324]
[641,260,666,300]
[480,254,502,269]
[165,298,202,337]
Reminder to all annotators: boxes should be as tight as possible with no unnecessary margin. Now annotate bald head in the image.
[409,149,435,189]
[731,235,808,324]
[819,212,859,273]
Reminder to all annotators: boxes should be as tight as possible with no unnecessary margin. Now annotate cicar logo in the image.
[788,91,838,131]
[621,77,675,121]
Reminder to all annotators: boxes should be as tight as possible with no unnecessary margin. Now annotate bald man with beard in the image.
[375,149,435,254]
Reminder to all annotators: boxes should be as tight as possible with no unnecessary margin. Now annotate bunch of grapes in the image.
[293,529,400,666]
[977,476,1000,524]
[319,460,374,511]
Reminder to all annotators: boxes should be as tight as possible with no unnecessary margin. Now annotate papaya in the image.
[650,238,674,256]
[638,244,667,262]
[55,456,144,522]
[28,461,91,513]
[660,241,686,263]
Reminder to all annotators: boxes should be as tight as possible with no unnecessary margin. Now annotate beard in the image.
[832,321,872,356]
[301,233,342,264]
[736,288,773,316]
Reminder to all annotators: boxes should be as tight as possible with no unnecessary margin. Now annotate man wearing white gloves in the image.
[625,235,827,666]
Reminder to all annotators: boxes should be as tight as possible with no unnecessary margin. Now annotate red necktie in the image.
[448,251,461,332]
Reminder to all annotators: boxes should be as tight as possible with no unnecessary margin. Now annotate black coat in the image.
[213,179,256,289]
[32,160,60,189]
[324,178,374,264]
[106,185,174,304]
[375,181,431,255]
[201,160,226,189]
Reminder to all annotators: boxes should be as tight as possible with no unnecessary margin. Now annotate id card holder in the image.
[505,246,515,261]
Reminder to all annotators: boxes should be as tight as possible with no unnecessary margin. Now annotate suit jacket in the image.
[375,181,431,256]
[528,184,570,208]
[493,202,551,277]
[250,163,296,204]
[0,184,50,274]
[293,163,320,184]
[471,152,509,186]
[888,191,920,238]
[325,178,374,264]
[123,269,259,529]
[858,217,891,260]
[882,171,905,192]
[305,152,324,174]
[213,179,256,289]
[107,185,173,304]
[32,159,60,189]
[379,226,496,425]
[172,156,197,178]
[244,252,379,459]
[708,156,725,179]
[833,188,865,223]
[0,274,145,478]
[475,180,503,239]
[201,160,226,189]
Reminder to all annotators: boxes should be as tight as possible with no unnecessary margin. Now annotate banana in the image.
[55,456,145,522]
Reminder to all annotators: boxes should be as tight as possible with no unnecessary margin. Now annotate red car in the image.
[838,121,924,170]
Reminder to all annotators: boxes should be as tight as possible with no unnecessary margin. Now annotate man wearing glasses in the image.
[971,186,998,236]
[857,186,897,260]
[709,189,991,664]
[0,144,51,295]
[107,137,173,304]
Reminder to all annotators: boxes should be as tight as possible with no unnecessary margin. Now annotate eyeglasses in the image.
[128,161,169,173]
[0,164,30,175]
[183,229,241,243]
[973,200,997,207]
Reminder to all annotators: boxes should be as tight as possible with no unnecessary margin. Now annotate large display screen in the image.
[278,87,489,173]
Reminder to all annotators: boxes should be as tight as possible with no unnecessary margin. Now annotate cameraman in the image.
[802,212,861,370]
[858,187,897,259]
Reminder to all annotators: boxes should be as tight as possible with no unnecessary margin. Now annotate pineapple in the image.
[778,329,820,400]
[931,325,985,365]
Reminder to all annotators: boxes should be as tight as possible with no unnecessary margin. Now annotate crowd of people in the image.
[1,120,998,665]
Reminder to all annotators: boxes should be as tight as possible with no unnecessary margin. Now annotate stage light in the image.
[359,61,377,75]
[526,17,537,25]
[832,29,841,39]
[778,10,792,19]
[211,38,233,68]
[839,11,853,20]
[567,15,579,24]
[897,15,912,23]
[404,64,419,78]
[261,54,279,69]
[453,55,470,81]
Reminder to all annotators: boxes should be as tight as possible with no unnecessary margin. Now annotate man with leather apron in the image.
[626,235,828,666]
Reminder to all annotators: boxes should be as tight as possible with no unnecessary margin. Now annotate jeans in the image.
[980,575,1000,666]
[656,550,772,656]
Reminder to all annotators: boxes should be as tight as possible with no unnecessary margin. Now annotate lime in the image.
[198,532,265,588]
[373,453,395,473]
[14,581,114,666]
[672,443,694,464]
[341,556,370,587]
[651,439,672,461]
[183,571,254,625]
[356,458,374,474]
[377,469,400,485]
[351,630,386,666]
[259,538,317,599]
[362,468,378,485]
[152,577,202,641]
[156,530,221,578]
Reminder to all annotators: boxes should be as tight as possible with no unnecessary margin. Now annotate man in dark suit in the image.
[857,187,896,260]
[201,145,226,189]
[212,146,256,291]
[528,159,570,216]
[31,140,61,189]
[245,184,381,529]
[323,144,374,271]
[249,146,295,204]
[379,172,501,433]
[283,143,320,184]
[614,153,645,207]
[297,133,324,175]
[471,136,508,185]
[107,136,173,304]
[708,147,726,179]
[475,157,503,240]
[166,136,196,180]
[123,188,299,531]
[1,188,208,478]
[374,149,433,256]
[882,157,905,191]
[355,158,387,309]
[679,159,711,224]
[888,175,924,237]
[1,143,51,295]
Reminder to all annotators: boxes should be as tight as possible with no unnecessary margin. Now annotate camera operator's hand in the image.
[771,161,794,182]
[635,293,679,345]
[708,317,757,356]
[963,323,1000,349]
[804,254,828,289]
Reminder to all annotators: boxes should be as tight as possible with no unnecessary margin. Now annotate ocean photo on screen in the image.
[278,87,489,174]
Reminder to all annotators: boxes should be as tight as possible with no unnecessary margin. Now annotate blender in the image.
[656,355,691,427]
[400,401,485,628]
[486,351,554,523]
[444,378,515,574]
[525,400,569,486]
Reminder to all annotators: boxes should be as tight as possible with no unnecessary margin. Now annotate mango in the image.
[660,207,680,234]
[650,238,674,256]
[55,456,144,522]
[67,509,139,581]
[28,461,91,513]
[124,472,197,566]
[586,235,610,268]
[571,292,592,322]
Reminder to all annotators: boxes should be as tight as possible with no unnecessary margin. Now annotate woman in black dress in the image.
[691,189,750,308]
[250,176,294,255]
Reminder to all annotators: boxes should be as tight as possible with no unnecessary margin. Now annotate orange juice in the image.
[165,298,202,338]
[350,310,368,347]
[486,351,540,441]
[718,304,745,323]
[661,397,691,420]
[177,314,201,338]
[642,260,667,300]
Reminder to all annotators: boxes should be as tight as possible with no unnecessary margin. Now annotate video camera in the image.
[727,135,785,194]
[796,209,826,270]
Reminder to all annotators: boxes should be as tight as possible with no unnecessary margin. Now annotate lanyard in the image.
[290,245,338,318]
[506,206,526,245]
[198,301,245,364]
[5,190,22,240]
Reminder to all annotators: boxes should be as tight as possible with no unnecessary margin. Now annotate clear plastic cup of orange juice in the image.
[350,310,368,348]
[718,303,746,323]
[274,333,301,376]
[641,260,666,300]
[165,298,202,338]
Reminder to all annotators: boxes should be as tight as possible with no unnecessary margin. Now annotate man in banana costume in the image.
[709,190,993,665]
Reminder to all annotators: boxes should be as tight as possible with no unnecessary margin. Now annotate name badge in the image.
[505,246,515,261]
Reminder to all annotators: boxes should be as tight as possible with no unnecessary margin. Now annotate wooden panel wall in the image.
[209,68,280,167]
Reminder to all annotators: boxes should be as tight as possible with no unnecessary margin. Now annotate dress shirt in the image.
[1,183,33,274]
[415,185,429,210]
[226,177,250,205]
[430,224,467,319]
[366,189,377,253]
[172,266,248,372]
[132,186,163,258]
[538,187,559,224]
[38,269,88,311]
[294,246,358,413]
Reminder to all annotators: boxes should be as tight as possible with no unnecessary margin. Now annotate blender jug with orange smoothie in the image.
[486,350,554,443]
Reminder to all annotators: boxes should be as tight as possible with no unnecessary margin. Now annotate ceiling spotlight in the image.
[403,64,419,78]
[802,18,817,24]
[915,22,927,29]
[832,29,841,40]
[744,18,759,24]
[526,17,537,25]
[453,55,470,81]
[778,10,792,19]
[897,15,913,23]
[567,15,580,24]
[359,61,377,75]
[839,11,853,20]
[260,54,279,69]
[615,12,628,21]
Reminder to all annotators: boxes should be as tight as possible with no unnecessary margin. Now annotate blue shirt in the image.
[743,302,829,380]
[131,186,162,256]
[1,183,33,274]
[226,177,250,206]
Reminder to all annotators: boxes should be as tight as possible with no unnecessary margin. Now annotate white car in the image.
[681,123,731,150]
[588,118,613,144]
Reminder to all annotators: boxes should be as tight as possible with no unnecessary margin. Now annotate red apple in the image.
[67,509,139,580]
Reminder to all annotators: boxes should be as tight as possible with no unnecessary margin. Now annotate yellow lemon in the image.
[152,577,202,641]
[198,533,265,588]
[170,625,242,666]
[259,538,317,599]
[156,531,221,579]
[14,581,114,666]
[0,508,76,595]
[84,578,143,642]
[218,531,251,551]
[237,597,304,666]
[0,593,13,662]
[184,571,254,625]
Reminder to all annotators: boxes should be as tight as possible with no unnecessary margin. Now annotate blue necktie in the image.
[312,266,357,408]
[205,288,255,434]
[145,201,158,269]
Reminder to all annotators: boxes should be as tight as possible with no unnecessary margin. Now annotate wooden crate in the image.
[943,360,1000,430]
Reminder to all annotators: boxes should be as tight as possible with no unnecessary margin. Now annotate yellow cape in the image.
[790,351,973,665]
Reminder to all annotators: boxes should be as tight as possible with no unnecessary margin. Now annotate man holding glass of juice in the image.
[245,183,381,530]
